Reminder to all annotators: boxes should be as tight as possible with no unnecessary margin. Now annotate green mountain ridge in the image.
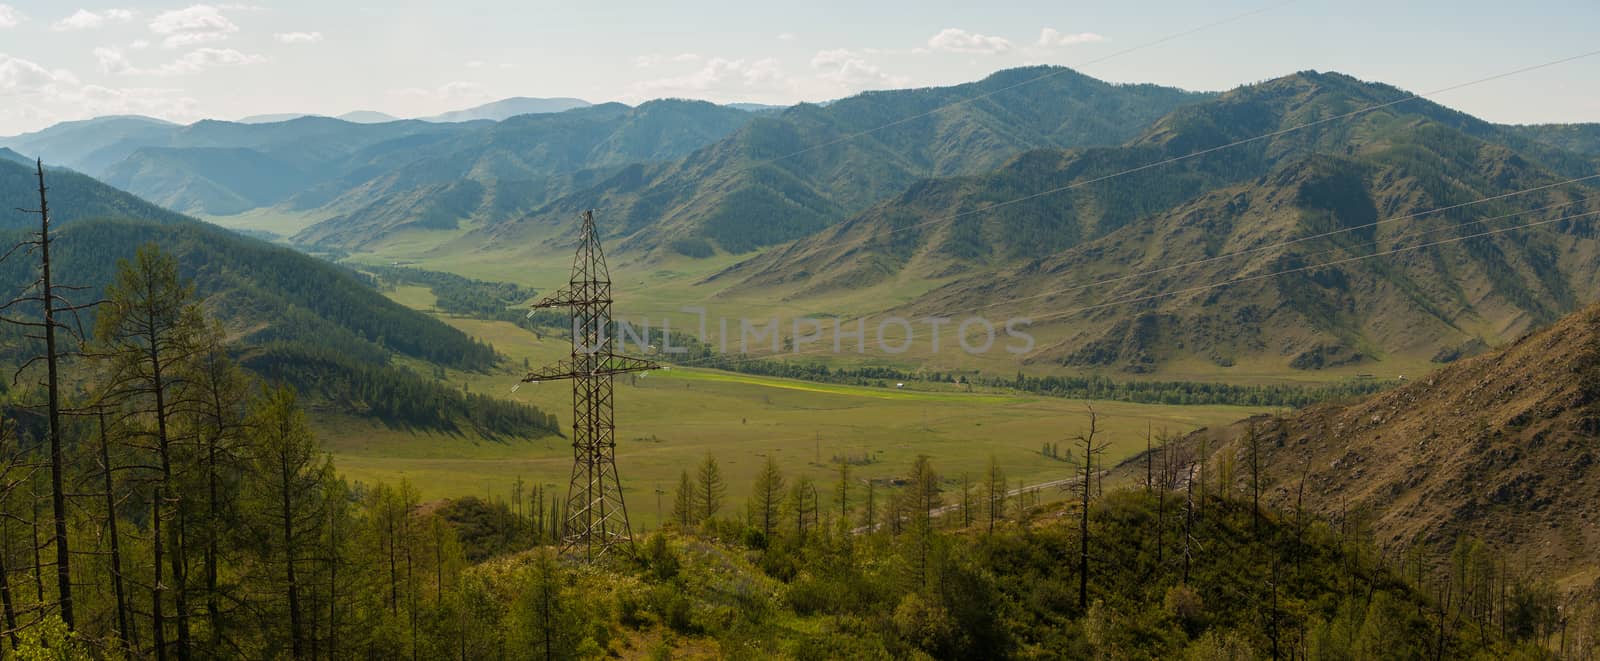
[710,70,1600,373]
[0,157,552,437]
[290,99,757,248]
[465,66,1212,257]
[101,146,318,215]
[1506,122,1600,157]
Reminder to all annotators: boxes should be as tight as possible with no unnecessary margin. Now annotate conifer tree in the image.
[694,453,725,523]
[244,384,331,659]
[748,456,784,541]
[671,470,695,529]
[96,244,208,661]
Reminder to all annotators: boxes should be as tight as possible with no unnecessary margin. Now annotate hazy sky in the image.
[1,0,1596,135]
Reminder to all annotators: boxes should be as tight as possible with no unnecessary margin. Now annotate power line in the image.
[564,44,1600,377]
[760,1,1299,166]
[819,47,1600,246]
[958,177,1600,315]
[1028,207,1600,324]
[645,206,1600,372]
[585,0,1297,220]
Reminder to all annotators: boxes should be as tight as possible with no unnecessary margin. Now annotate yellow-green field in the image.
[319,307,1263,530]
[341,233,1432,387]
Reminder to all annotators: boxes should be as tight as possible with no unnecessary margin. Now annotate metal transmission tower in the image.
[522,210,657,560]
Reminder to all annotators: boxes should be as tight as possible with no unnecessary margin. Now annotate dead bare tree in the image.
[1074,403,1109,610]
[1,159,101,630]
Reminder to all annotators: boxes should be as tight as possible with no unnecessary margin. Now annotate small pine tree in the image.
[671,470,695,529]
[695,453,726,523]
[748,456,784,540]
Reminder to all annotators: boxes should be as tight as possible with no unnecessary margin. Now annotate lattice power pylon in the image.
[522,210,657,560]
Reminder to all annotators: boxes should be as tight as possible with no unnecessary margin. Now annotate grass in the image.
[322,295,1262,530]
[200,207,333,238]
[343,235,1441,387]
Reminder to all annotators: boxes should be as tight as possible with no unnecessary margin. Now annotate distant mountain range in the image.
[422,96,592,122]
[4,68,1598,374]
[238,110,401,124]
[711,71,1600,372]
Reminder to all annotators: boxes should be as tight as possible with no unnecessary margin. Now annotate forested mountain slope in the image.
[0,157,553,436]
[290,99,757,248]
[458,66,1212,256]
[714,70,1600,372]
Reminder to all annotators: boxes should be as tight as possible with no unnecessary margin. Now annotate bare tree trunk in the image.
[279,451,304,658]
[153,490,167,661]
[387,502,398,616]
[205,428,221,652]
[100,409,133,650]
[327,505,341,661]
[29,482,43,602]
[0,515,19,648]
[34,163,74,630]
[1075,406,1104,611]
[1182,469,1194,585]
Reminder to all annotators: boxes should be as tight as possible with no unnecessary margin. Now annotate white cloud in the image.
[0,5,23,28]
[274,31,323,44]
[53,8,135,31]
[94,46,265,76]
[633,52,701,68]
[156,47,264,75]
[437,81,484,99]
[149,5,240,49]
[93,47,136,74]
[926,28,1013,55]
[632,57,787,97]
[0,53,200,133]
[465,60,485,69]
[1038,28,1106,47]
[811,49,907,90]
[0,53,78,93]
[777,33,795,41]
[130,39,150,49]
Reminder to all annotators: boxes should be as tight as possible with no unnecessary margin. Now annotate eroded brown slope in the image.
[1164,302,1600,588]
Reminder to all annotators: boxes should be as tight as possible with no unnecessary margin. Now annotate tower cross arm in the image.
[521,353,661,383]
[529,285,592,310]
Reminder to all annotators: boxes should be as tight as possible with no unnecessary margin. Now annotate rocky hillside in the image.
[712,70,1600,373]
[1157,301,1600,591]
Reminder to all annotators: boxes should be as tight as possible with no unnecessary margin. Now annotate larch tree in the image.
[184,333,252,653]
[94,403,135,651]
[243,384,330,660]
[834,462,850,520]
[95,243,208,661]
[786,475,817,543]
[748,456,784,541]
[670,470,695,529]
[903,456,941,588]
[694,453,725,523]
[509,548,583,660]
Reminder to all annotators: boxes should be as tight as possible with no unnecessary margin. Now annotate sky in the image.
[0,0,1597,135]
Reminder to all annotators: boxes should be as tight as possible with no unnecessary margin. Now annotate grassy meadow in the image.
[317,293,1262,529]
